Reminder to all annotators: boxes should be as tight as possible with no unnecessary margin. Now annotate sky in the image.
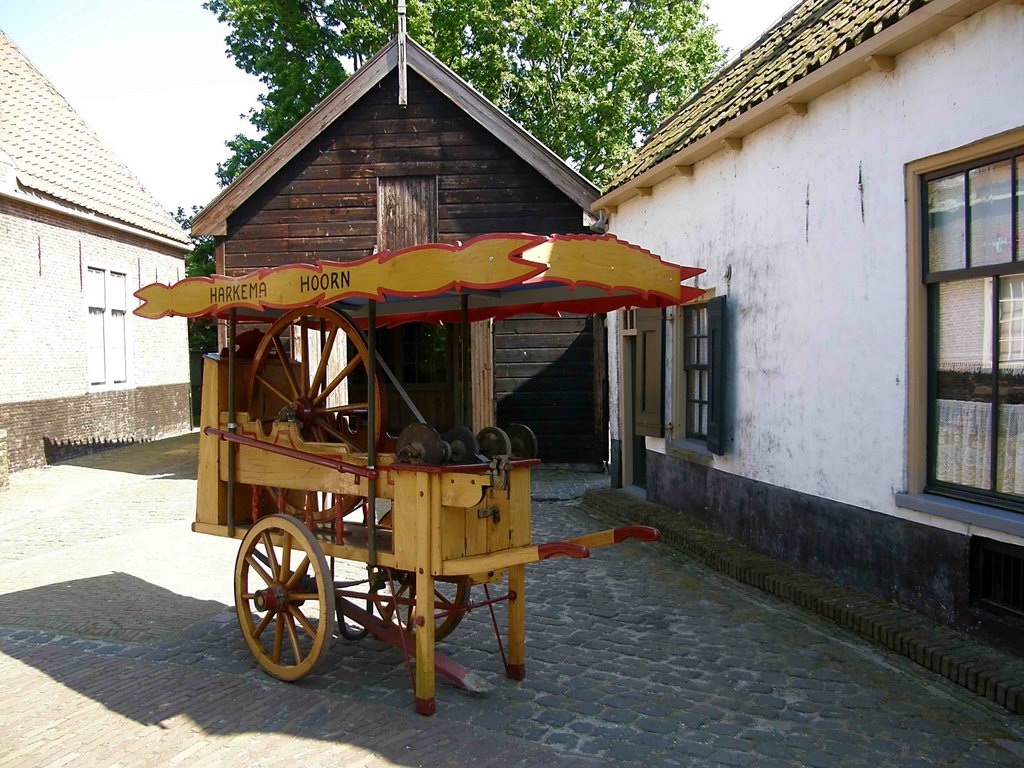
[0,0,796,219]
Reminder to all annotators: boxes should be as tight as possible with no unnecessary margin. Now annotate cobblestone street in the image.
[2,434,1024,766]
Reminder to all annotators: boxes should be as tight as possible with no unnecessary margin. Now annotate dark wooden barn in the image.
[192,37,605,466]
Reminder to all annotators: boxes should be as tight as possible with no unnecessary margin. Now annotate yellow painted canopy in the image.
[134,233,704,325]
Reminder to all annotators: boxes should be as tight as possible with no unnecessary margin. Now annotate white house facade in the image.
[597,0,1024,652]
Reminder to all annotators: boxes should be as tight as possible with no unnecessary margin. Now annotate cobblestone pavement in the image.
[2,435,1024,766]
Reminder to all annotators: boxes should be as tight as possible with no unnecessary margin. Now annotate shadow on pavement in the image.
[0,572,225,644]
[53,432,199,480]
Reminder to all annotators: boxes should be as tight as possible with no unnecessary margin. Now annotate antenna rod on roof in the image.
[397,0,407,107]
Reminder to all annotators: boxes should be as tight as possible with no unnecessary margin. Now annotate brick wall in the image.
[0,196,191,470]
[0,430,9,491]
[0,383,190,469]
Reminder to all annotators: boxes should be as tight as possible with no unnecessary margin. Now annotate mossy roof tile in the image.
[607,0,926,191]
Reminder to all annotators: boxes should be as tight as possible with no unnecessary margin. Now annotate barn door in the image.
[377,176,437,250]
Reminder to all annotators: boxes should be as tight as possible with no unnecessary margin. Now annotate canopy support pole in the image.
[366,300,378,569]
[460,294,471,428]
[226,309,237,538]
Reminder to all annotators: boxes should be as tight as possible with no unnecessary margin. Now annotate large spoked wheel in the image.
[234,515,335,681]
[376,571,471,641]
[247,306,387,452]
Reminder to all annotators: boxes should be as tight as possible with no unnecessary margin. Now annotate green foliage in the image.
[174,207,218,351]
[206,0,722,188]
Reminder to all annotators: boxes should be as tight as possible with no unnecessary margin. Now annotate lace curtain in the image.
[935,399,1024,495]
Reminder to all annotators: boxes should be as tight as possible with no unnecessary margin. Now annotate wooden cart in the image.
[136,232,703,714]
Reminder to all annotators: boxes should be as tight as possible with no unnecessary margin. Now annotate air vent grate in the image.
[973,538,1024,617]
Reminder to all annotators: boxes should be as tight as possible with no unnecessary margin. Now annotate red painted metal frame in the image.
[203,427,377,479]
[385,458,542,474]
[336,596,490,693]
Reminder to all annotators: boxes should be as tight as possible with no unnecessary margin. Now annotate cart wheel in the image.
[247,306,387,452]
[377,572,471,641]
[234,514,335,681]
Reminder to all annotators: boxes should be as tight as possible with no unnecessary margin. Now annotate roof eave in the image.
[193,36,599,238]
[594,0,999,214]
[192,39,401,237]
[404,38,599,210]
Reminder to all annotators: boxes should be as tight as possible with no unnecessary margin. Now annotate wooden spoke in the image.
[246,555,274,587]
[271,336,300,398]
[300,323,310,391]
[281,535,291,581]
[253,611,273,640]
[284,613,302,664]
[309,327,337,395]
[253,375,291,406]
[234,514,334,681]
[289,606,317,639]
[314,418,362,449]
[261,533,280,580]
[285,555,310,589]
[247,307,387,451]
[320,402,369,415]
[272,615,284,662]
[312,355,360,406]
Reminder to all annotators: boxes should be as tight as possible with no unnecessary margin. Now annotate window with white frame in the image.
[86,267,127,385]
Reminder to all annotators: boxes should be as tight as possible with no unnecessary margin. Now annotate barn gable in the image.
[196,41,606,467]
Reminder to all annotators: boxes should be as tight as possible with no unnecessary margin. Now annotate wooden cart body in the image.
[136,232,704,714]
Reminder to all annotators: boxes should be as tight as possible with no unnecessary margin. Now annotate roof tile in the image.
[607,0,925,191]
[0,29,188,244]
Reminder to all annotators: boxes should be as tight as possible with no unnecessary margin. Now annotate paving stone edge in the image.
[580,487,1024,717]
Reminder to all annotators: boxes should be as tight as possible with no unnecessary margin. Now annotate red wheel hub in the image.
[254,585,286,613]
[293,396,317,428]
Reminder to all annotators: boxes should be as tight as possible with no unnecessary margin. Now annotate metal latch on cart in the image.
[487,456,510,492]
[477,506,500,523]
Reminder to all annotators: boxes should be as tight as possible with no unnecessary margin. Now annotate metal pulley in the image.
[506,423,538,459]
[477,426,512,459]
[444,426,480,464]
[396,423,450,465]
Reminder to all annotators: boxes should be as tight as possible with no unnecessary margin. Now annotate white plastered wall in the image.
[609,4,1024,538]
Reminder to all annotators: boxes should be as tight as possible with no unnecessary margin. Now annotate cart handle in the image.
[537,542,590,560]
[203,427,377,479]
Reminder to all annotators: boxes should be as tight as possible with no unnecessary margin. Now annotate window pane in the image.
[969,160,1013,267]
[108,272,127,312]
[88,307,105,384]
[928,174,966,272]
[108,311,127,383]
[997,276,1024,495]
[86,267,105,309]
[934,279,993,489]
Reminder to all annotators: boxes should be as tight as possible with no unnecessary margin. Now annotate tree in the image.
[206,0,722,187]
[174,207,218,351]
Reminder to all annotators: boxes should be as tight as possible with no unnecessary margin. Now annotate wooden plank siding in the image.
[221,69,605,464]
[494,314,606,466]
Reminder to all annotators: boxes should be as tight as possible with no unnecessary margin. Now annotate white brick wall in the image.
[0,196,189,404]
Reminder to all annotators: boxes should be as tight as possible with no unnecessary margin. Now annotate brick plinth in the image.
[0,384,190,470]
[0,429,9,491]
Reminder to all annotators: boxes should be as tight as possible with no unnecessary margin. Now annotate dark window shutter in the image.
[634,309,664,437]
[706,295,727,455]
